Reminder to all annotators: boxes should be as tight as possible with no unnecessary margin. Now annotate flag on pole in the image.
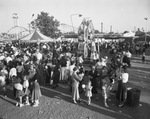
[144,18,148,20]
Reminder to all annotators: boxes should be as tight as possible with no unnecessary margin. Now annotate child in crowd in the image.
[14,77,25,107]
[84,80,93,105]
[102,78,110,107]
[23,75,30,105]
[82,71,92,85]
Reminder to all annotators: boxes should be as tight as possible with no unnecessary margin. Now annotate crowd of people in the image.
[0,40,149,108]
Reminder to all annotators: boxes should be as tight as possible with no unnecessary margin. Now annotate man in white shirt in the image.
[119,66,129,107]
[126,51,132,58]
[78,55,84,66]
[0,53,5,61]
[9,67,17,78]
[121,70,129,83]
[9,66,17,84]
[5,55,12,64]
[36,49,43,61]
[34,49,42,64]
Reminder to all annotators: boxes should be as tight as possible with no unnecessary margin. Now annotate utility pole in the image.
[101,22,103,33]
[110,25,112,33]
[70,14,82,33]
[144,17,148,43]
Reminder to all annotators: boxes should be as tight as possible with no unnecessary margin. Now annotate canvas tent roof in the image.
[123,31,135,38]
[21,30,53,42]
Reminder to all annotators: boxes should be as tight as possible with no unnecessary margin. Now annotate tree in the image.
[94,30,100,34]
[31,12,62,39]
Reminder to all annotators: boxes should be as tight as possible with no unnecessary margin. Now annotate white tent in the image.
[123,31,136,38]
[20,30,53,43]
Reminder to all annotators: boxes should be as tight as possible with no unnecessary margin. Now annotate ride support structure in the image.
[78,18,97,59]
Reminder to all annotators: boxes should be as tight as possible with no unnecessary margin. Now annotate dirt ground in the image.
[0,55,150,119]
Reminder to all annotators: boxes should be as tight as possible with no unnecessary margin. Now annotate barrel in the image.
[126,88,141,107]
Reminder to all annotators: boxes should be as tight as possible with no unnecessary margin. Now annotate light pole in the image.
[12,13,19,40]
[144,17,148,43]
[12,13,18,26]
[70,14,82,33]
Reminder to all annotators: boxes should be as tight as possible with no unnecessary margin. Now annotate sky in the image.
[0,0,150,33]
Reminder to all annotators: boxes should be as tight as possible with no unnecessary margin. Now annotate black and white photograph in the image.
[0,0,150,119]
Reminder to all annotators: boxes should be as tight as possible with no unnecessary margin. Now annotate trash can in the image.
[126,88,141,107]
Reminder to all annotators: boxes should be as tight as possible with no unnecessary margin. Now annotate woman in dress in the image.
[84,80,92,105]
[31,73,42,107]
[102,78,110,107]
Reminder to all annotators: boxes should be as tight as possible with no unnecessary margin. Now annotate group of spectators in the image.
[0,41,79,107]
[0,40,149,108]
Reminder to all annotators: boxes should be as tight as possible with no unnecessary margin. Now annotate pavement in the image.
[0,55,150,119]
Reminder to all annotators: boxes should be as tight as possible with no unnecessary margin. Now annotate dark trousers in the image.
[116,80,127,103]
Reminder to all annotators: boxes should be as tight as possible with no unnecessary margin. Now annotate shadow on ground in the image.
[41,84,150,119]
[0,81,150,119]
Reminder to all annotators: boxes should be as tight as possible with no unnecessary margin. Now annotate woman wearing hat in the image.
[30,73,42,107]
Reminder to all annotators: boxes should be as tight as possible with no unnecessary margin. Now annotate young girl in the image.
[84,80,93,105]
[14,77,25,107]
[102,78,110,107]
[23,75,30,105]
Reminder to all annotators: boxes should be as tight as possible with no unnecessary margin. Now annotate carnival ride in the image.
[7,26,30,40]
[0,13,30,42]
[78,18,97,58]
[0,26,30,42]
